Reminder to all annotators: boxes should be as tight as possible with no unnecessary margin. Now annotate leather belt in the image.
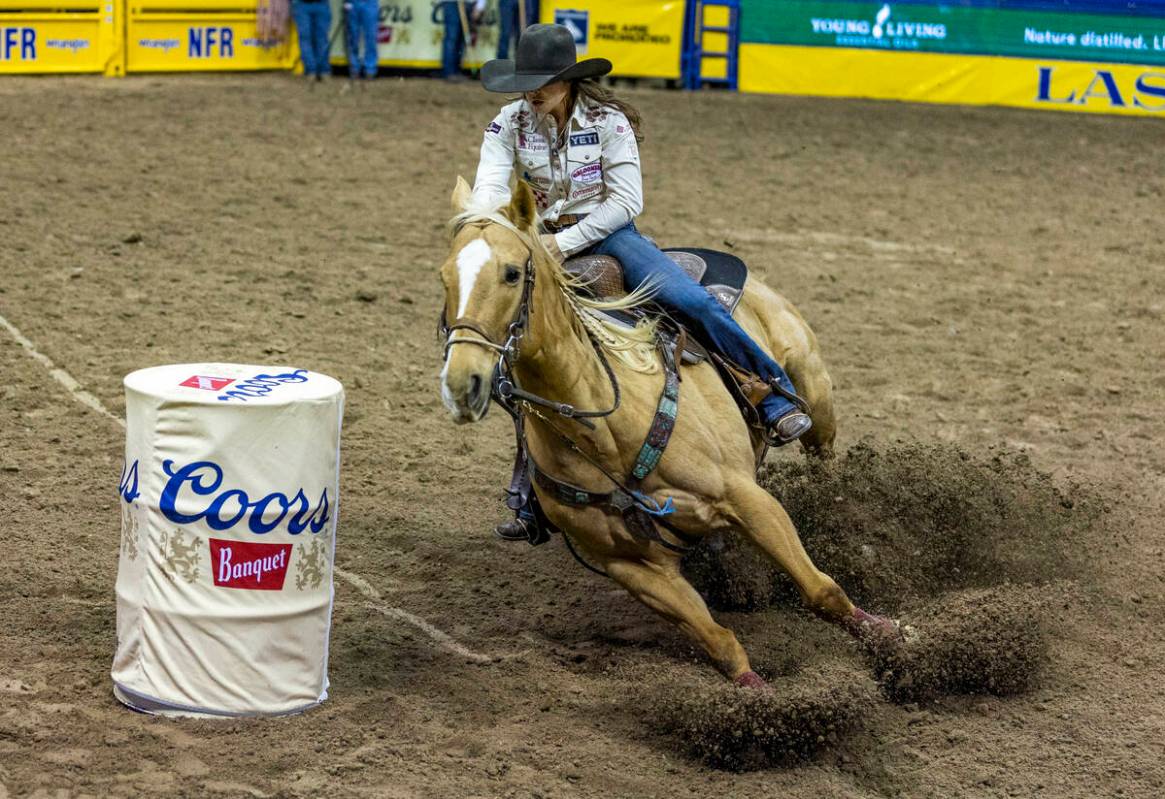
[543,213,588,233]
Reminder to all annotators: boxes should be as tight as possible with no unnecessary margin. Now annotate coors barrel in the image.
[112,363,343,716]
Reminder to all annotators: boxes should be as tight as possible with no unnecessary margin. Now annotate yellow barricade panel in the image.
[0,0,123,74]
[126,0,295,72]
[740,44,1165,118]
[540,0,684,80]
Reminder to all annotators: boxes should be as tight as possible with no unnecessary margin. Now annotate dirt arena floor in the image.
[1,74,1164,798]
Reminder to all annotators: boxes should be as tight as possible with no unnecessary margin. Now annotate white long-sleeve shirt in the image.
[471,97,644,257]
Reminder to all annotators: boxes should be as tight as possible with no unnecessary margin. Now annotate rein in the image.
[441,225,697,568]
[441,247,621,430]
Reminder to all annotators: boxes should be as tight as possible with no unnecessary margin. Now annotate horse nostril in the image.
[469,374,483,405]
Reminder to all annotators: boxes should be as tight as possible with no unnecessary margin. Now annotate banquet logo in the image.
[216,369,309,402]
[809,4,947,49]
[180,375,235,391]
[209,538,293,590]
[159,459,331,535]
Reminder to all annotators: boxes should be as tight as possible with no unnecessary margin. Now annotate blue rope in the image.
[632,492,676,517]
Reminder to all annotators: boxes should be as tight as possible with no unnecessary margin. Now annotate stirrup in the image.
[769,378,811,414]
[762,411,813,447]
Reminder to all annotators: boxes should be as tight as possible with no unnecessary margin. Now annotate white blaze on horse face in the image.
[455,238,493,318]
[441,237,494,420]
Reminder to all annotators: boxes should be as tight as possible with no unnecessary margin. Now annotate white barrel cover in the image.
[112,363,344,717]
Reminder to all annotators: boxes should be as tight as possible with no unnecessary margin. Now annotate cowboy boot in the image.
[766,411,813,446]
[494,518,531,542]
[762,376,813,446]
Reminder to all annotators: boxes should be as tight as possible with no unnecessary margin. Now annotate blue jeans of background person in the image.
[497,0,534,59]
[345,0,379,78]
[292,0,332,77]
[440,1,467,77]
[591,222,801,423]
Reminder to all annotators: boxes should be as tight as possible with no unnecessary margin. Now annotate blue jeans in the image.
[440,1,466,77]
[497,0,533,59]
[592,223,801,423]
[345,0,379,78]
[292,0,332,77]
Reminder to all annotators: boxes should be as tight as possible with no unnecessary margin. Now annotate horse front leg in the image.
[598,549,764,687]
[725,479,899,644]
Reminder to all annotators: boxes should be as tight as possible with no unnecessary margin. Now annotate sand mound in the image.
[649,665,875,771]
[684,442,1099,613]
[868,586,1049,703]
[663,443,1092,761]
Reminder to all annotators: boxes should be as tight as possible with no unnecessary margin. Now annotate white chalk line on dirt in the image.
[0,312,125,428]
[0,309,494,666]
[732,229,960,258]
[332,567,492,663]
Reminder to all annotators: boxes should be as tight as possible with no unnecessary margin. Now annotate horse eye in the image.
[504,265,521,285]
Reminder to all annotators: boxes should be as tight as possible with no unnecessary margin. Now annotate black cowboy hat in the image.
[481,23,612,93]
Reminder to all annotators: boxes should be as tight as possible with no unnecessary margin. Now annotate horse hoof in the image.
[734,670,767,690]
[846,607,903,645]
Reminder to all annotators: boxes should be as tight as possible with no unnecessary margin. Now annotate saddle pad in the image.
[664,248,747,316]
[562,248,749,366]
[563,247,747,317]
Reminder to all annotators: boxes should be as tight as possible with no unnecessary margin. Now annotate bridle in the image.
[439,229,697,564]
[441,253,535,363]
[439,240,621,429]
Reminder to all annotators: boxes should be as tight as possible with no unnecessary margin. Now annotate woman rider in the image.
[473,24,813,542]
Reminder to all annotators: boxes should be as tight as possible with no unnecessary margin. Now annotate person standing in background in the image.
[494,0,533,59]
[345,0,380,82]
[292,0,332,82]
[439,0,486,82]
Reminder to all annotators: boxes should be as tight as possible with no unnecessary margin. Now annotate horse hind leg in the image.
[727,478,897,642]
[601,553,764,686]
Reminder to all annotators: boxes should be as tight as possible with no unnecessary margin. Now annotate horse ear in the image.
[508,181,537,231]
[451,176,472,212]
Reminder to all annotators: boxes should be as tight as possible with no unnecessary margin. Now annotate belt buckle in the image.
[546,216,577,234]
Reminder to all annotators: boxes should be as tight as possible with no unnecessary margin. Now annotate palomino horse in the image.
[439,178,898,687]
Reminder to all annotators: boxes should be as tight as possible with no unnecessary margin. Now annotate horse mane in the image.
[450,202,661,375]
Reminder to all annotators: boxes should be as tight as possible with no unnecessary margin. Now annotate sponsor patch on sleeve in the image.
[485,121,502,135]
